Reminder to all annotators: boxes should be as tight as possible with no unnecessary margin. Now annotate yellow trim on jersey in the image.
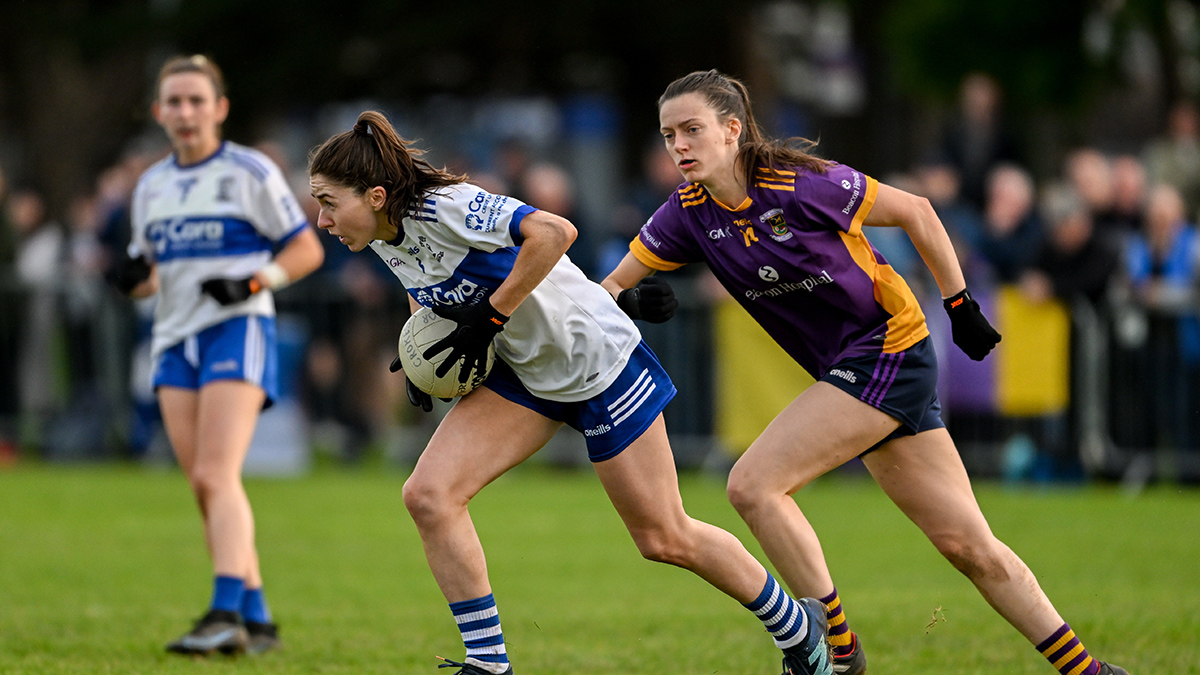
[713,194,752,212]
[755,181,795,191]
[630,237,686,271]
[679,184,708,208]
[755,166,797,191]
[838,228,929,353]
[756,166,797,177]
[847,176,879,237]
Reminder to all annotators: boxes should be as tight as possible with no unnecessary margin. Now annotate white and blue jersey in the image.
[130,141,309,361]
[369,183,641,403]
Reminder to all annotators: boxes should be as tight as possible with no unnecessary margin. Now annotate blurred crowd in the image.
[3,72,1200,479]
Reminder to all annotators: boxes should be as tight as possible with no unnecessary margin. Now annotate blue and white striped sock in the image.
[744,572,808,651]
[449,593,509,674]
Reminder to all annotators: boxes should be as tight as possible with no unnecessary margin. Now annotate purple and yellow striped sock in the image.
[819,587,854,657]
[1037,623,1100,675]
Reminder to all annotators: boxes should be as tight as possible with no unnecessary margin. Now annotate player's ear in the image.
[726,116,742,145]
[367,185,388,211]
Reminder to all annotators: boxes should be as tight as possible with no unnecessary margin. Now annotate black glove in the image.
[616,276,679,323]
[109,254,152,294]
[943,288,1001,360]
[389,355,434,412]
[200,276,261,305]
[423,300,508,383]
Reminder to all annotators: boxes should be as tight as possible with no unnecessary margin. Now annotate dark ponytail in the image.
[659,70,832,186]
[308,110,467,227]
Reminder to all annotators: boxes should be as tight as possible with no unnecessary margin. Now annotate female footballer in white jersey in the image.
[307,110,833,675]
[113,55,324,655]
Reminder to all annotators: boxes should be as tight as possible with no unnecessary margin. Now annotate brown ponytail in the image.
[308,110,467,227]
[658,70,832,186]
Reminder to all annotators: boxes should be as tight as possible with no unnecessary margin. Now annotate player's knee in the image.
[401,475,458,524]
[186,465,229,503]
[726,468,766,515]
[628,526,688,566]
[932,533,1010,582]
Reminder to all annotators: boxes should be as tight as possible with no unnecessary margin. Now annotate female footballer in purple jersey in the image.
[602,70,1129,675]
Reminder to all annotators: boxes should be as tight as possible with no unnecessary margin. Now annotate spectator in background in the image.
[1064,148,1122,241]
[1123,184,1200,450]
[520,162,596,277]
[95,148,167,460]
[915,161,985,252]
[0,165,21,463]
[600,137,685,277]
[977,163,1043,285]
[1108,154,1147,235]
[1144,100,1200,221]
[1021,185,1120,308]
[1020,185,1122,475]
[10,188,65,449]
[939,72,1022,210]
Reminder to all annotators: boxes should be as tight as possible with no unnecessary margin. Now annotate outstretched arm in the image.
[864,183,966,299]
[601,253,678,323]
[865,182,999,360]
[601,253,654,299]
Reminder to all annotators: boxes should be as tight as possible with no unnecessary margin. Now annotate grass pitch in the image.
[1,462,1196,674]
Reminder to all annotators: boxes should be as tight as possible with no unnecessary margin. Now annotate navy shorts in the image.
[482,340,677,462]
[153,315,279,408]
[820,336,944,454]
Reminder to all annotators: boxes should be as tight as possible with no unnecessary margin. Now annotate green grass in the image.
[1,463,1197,674]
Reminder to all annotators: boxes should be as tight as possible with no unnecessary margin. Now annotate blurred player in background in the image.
[308,110,835,675]
[111,55,324,655]
[602,69,1130,675]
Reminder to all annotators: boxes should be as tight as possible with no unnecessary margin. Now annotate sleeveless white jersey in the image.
[130,141,309,360]
[370,183,641,402]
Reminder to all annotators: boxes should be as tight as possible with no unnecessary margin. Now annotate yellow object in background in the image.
[995,286,1071,416]
[713,298,815,456]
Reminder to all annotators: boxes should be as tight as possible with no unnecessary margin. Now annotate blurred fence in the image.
[6,270,1200,484]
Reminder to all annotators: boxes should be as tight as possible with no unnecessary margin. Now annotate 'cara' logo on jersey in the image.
[759,208,793,242]
[415,277,483,308]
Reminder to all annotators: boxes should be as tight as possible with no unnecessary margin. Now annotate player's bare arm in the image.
[864,182,967,298]
[485,209,575,316]
[600,253,654,299]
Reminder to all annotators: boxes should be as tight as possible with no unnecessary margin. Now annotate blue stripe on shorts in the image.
[153,315,279,409]
[819,336,943,454]
[482,340,677,462]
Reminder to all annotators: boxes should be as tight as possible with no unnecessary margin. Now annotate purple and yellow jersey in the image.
[631,163,928,379]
